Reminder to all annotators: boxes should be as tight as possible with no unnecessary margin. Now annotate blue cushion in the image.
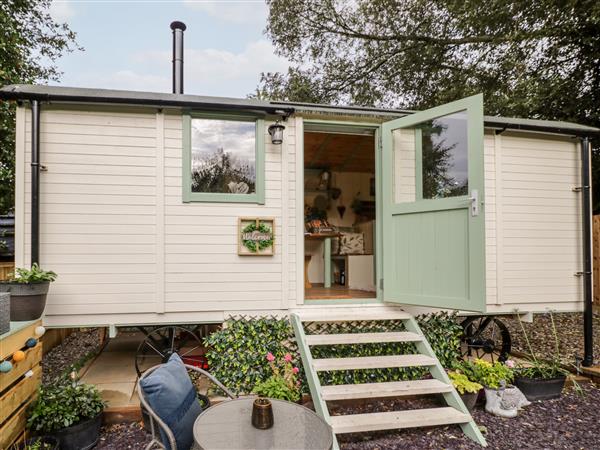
[140,353,202,450]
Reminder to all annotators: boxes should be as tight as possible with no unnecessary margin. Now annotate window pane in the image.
[420,112,468,199]
[191,118,256,194]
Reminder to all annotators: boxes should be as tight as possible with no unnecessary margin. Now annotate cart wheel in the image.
[461,316,511,363]
[135,326,203,377]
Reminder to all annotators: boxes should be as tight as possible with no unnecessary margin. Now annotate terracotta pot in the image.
[0,281,49,321]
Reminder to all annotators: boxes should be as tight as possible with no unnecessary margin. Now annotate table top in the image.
[304,232,340,240]
[193,397,333,450]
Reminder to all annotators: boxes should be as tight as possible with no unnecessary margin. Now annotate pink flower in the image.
[292,367,299,374]
[266,352,275,362]
[505,359,515,369]
[284,353,292,362]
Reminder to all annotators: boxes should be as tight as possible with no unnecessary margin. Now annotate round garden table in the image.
[192,397,333,450]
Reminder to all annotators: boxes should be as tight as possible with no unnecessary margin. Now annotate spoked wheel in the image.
[461,316,512,363]
[135,326,204,377]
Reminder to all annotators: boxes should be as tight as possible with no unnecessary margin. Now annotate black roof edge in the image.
[484,120,600,138]
[2,85,598,138]
[0,86,295,116]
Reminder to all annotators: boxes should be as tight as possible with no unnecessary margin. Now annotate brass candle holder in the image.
[251,397,274,429]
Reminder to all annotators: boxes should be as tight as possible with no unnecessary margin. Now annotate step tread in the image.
[306,331,422,346]
[330,407,471,434]
[299,311,411,323]
[313,354,436,371]
[321,379,452,401]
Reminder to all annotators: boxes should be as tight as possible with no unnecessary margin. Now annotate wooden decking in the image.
[305,284,376,300]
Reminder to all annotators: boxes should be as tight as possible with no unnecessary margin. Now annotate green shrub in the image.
[28,379,105,433]
[7,263,57,283]
[458,358,514,389]
[448,371,483,394]
[204,312,462,394]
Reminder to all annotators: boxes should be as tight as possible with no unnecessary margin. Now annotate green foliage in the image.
[204,317,301,395]
[516,311,569,380]
[0,1,80,215]
[458,358,514,389]
[253,376,300,402]
[242,223,273,253]
[260,0,600,212]
[27,379,105,433]
[204,312,462,394]
[253,352,300,401]
[448,371,483,394]
[7,263,57,283]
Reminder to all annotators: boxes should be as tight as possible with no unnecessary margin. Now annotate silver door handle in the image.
[468,190,479,217]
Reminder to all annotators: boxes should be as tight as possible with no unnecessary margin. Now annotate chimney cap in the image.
[170,21,187,31]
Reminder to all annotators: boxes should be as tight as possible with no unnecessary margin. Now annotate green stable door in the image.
[381,94,486,312]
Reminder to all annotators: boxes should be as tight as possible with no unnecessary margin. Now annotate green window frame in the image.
[182,112,265,204]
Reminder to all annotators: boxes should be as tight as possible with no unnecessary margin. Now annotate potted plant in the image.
[513,312,568,401]
[448,370,483,412]
[14,436,59,450]
[252,352,301,402]
[0,263,57,321]
[27,376,105,450]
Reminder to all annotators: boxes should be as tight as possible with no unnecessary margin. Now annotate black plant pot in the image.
[514,376,566,401]
[460,391,479,412]
[17,436,60,450]
[0,281,49,321]
[51,414,102,450]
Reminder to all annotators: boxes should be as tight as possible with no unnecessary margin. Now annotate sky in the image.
[48,0,289,98]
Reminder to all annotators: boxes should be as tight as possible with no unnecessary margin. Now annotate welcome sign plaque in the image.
[238,217,275,256]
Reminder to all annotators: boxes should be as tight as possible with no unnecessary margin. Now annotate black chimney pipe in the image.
[170,21,186,94]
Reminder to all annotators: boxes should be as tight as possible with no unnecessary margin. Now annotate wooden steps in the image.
[299,311,411,323]
[313,354,436,371]
[305,331,422,346]
[289,312,487,449]
[330,407,471,434]
[321,379,452,401]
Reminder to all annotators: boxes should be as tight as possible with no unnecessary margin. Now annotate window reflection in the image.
[420,112,468,199]
[191,118,256,194]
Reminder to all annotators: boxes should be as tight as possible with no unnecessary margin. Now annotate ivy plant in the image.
[204,312,463,395]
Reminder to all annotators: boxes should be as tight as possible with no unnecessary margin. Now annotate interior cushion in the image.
[140,353,202,450]
[339,232,365,255]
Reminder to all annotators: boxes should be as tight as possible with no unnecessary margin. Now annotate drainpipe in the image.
[31,100,41,265]
[581,137,593,367]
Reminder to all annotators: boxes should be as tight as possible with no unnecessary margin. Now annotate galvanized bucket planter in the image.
[0,281,50,321]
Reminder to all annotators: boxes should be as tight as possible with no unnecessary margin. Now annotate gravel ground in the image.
[338,383,600,450]
[98,423,151,449]
[502,311,600,366]
[41,328,102,384]
[95,384,600,449]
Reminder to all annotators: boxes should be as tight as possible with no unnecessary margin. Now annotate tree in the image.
[0,0,80,214]
[259,0,600,209]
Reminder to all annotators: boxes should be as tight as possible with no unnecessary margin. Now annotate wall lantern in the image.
[268,122,285,145]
